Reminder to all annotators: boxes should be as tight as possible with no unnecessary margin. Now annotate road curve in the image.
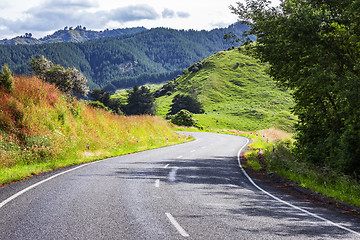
[0,132,359,239]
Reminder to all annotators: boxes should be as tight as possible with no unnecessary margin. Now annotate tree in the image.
[231,0,360,176]
[31,55,89,97]
[89,88,123,114]
[0,65,14,92]
[125,85,155,115]
[90,89,110,106]
[168,94,204,116]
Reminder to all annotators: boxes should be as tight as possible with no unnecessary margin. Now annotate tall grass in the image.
[0,76,189,185]
[243,128,360,208]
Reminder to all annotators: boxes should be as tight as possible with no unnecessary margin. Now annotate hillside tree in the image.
[0,65,14,92]
[31,55,89,97]
[168,94,204,116]
[125,85,155,115]
[231,0,360,176]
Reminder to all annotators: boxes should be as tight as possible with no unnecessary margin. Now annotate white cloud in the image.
[109,5,159,22]
[176,11,190,18]
[0,0,240,39]
[0,3,160,35]
[162,8,175,18]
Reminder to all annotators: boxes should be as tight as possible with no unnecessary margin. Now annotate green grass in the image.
[242,130,360,208]
[155,48,296,132]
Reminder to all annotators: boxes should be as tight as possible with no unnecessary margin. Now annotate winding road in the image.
[0,132,359,239]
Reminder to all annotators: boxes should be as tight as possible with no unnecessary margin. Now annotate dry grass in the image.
[0,75,189,185]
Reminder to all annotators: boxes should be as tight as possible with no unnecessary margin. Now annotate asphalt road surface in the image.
[0,132,359,239]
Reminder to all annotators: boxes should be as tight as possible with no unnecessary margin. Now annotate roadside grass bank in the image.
[174,126,360,209]
[243,129,360,209]
[0,76,191,186]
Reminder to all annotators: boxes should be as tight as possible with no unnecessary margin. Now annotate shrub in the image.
[170,109,196,127]
[0,65,14,92]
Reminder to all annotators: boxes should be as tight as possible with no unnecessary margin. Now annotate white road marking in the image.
[177,155,183,159]
[190,150,196,153]
[237,139,360,237]
[168,167,179,182]
[0,161,97,209]
[165,213,189,237]
[155,179,160,188]
[164,164,170,168]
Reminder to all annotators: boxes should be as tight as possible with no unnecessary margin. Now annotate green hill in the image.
[155,48,296,131]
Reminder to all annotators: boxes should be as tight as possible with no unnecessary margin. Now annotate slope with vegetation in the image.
[155,48,296,132]
[0,74,188,186]
[0,23,247,91]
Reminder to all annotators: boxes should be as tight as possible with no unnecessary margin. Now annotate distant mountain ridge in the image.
[0,22,248,90]
[0,26,147,45]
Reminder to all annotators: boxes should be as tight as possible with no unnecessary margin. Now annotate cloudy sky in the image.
[0,0,280,40]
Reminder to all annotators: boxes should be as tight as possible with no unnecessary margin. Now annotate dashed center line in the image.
[164,164,170,168]
[165,213,189,237]
[176,155,183,159]
[155,179,160,188]
[190,150,196,153]
[168,167,179,182]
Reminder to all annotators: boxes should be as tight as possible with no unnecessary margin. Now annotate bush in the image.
[0,65,14,92]
[170,110,195,127]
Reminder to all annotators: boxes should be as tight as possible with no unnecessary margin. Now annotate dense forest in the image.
[0,22,247,90]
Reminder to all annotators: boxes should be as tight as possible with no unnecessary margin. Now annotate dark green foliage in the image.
[90,89,110,106]
[153,81,176,98]
[0,23,247,91]
[168,94,204,116]
[89,89,123,114]
[125,85,155,115]
[169,109,196,127]
[0,65,14,92]
[188,62,203,73]
[233,0,360,176]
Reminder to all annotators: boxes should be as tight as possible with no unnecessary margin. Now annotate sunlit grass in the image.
[155,48,296,132]
[0,76,191,186]
[242,129,360,208]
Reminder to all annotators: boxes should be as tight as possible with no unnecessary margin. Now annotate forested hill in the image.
[0,22,247,90]
[0,26,147,45]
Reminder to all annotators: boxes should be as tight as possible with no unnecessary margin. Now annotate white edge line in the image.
[237,138,360,237]
[165,212,190,237]
[155,179,160,188]
[0,161,98,209]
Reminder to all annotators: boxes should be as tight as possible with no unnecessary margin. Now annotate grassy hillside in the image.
[0,76,189,185]
[155,48,296,131]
